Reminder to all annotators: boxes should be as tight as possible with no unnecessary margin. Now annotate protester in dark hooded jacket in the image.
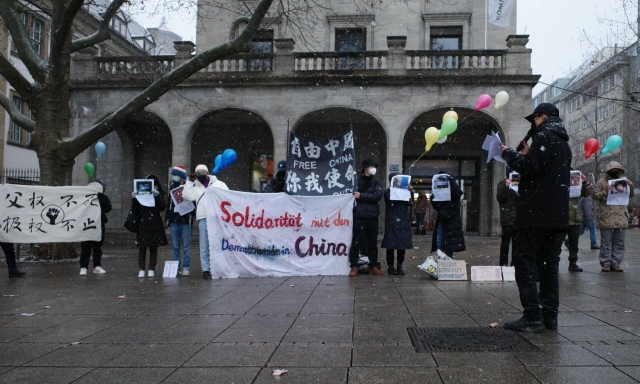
[381,173,413,275]
[264,160,287,193]
[500,102,571,333]
[132,175,167,278]
[349,159,384,277]
[80,179,112,276]
[430,172,465,258]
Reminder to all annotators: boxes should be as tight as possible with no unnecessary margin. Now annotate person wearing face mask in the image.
[165,165,193,276]
[263,160,287,193]
[348,159,384,277]
[499,102,571,333]
[591,161,635,272]
[182,164,229,279]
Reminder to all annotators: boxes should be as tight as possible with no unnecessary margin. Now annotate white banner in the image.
[488,0,514,28]
[205,189,354,278]
[0,184,102,243]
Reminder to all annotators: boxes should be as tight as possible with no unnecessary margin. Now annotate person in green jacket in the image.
[556,171,589,272]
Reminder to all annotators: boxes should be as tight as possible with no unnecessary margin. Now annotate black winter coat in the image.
[97,193,112,224]
[263,174,285,193]
[353,174,383,219]
[381,189,413,249]
[132,194,168,247]
[496,179,517,227]
[502,117,571,231]
[165,182,192,225]
[430,177,466,253]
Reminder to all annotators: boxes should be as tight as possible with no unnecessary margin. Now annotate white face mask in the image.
[368,167,377,176]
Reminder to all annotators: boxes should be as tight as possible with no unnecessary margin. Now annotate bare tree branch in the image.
[70,0,127,53]
[51,0,85,58]
[0,0,47,82]
[62,0,275,157]
[0,91,35,132]
[0,51,35,97]
[229,16,250,40]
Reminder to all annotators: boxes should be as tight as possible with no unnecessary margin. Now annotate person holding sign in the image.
[182,164,229,280]
[79,179,111,276]
[349,159,384,277]
[166,165,193,276]
[382,173,413,275]
[591,161,634,272]
[500,102,571,333]
[430,172,465,258]
[132,175,167,278]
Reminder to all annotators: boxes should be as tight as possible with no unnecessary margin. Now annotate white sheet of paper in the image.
[471,266,503,281]
[174,201,195,216]
[431,174,451,202]
[569,171,582,198]
[509,172,520,194]
[482,131,506,164]
[390,175,412,201]
[501,266,516,281]
[163,261,179,278]
[607,178,630,206]
[135,194,155,207]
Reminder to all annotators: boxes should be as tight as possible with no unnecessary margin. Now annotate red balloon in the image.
[584,138,599,159]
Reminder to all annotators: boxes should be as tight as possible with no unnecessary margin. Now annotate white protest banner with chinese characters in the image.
[286,130,357,196]
[0,184,102,243]
[205,188,353,278]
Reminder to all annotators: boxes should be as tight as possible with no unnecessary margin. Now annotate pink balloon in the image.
[474,94,492,111]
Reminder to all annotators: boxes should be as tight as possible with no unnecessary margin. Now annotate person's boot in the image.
[386,255,396,275]
[369,265,384,276]
[349,266,358,277]
[543,313,558,331]
[568,260,583,272]
[396,255,405,275]
[504,316,544,333]
[8,269,26,278]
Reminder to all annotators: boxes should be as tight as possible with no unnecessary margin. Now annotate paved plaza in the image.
[0,231,639,383]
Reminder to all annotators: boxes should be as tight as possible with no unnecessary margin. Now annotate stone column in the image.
[273,39,295,76]
[71,46,98,80]
[387,36,407,75]
[173,41,195,67]
[505,35,532,75]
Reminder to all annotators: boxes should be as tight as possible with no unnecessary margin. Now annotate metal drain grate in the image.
[407,327,540,353]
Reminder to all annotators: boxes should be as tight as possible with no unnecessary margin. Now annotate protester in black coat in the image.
[132,175,167,278]
[430,173,465,257]
[500,102,571,333]
[381,173,413,275]
[263,160,287,193]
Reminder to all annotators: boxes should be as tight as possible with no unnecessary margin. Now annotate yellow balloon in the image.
[443,111,458,122]
[424,127,440,151]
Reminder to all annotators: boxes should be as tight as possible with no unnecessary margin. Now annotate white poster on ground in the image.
[0,184,102,243]
[205,188,353,278]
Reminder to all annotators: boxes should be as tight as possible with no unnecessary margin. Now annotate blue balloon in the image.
[221,149,237,168]
[213,166,219,175]
[214,154,222,168]
[95,142,106,159]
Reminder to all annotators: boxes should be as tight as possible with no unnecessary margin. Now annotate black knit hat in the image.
[362,159,378,170]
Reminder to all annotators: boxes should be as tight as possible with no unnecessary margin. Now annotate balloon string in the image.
[408,150,428,173]
[456,113,484,131]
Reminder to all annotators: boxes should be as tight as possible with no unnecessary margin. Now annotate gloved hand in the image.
[131,191,137,198]
[152,189,159,196]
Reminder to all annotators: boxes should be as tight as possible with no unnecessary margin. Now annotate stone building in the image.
[70,0,538,236]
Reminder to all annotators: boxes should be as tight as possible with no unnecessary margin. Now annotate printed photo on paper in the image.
[431,174,451,202]
[134,179,154,195]
[569,170,582,198]
[607,178,629,206]
[170,186,185,204]
[509,172,520,193]
[390,175,412,201]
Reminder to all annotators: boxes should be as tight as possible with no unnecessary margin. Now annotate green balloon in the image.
[84,163,95,179]
[439,118,458,139]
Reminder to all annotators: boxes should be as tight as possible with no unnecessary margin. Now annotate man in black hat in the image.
[500,102,571,333]
[349,159,384,277]
[264,160,287,193]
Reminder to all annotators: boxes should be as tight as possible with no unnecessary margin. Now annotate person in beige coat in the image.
[591,161,635,272]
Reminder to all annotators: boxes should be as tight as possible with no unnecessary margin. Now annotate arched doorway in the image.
[293,107,387,177]
[403,108,506,236]
[96,110,172,227]
[190,108,274,191]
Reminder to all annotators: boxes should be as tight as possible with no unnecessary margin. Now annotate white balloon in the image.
[494,91,509,109]
[436,136,447,144]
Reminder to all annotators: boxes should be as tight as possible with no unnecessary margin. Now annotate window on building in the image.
[540,91,548,103]
[12,12,45,57]
[430,26,462,50]
[249,30,274,71]
[335,28,366,70]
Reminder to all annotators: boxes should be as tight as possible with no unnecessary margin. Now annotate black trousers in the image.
[0,243,17,270]
[80,226,105,268]
[555,225,579,262]
[500,225,514,267]
[512,229,560,321]
[138,246,158,271]
[349,218,379,267]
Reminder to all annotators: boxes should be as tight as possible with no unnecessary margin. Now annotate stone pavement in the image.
[1,231,640,384]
